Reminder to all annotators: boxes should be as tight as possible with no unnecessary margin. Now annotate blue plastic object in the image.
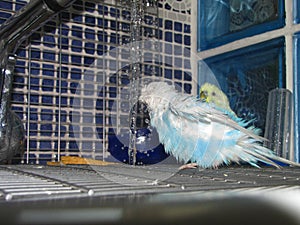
[108,127,169,165]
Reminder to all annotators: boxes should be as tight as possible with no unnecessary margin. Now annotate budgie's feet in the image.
[178,163,198,170]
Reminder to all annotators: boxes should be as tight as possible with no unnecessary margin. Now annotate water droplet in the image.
[152,180,159,185]
[5,194,12,201]
[88,190,94,196]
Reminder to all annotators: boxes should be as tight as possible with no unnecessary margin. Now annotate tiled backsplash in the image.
[0,0,192,164]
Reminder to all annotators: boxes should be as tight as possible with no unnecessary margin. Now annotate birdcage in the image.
[0,0,193,165]
[0,1,300,224]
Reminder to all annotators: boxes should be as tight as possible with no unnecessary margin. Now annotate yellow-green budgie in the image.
[139,81,300,169]
[199,83,236,118]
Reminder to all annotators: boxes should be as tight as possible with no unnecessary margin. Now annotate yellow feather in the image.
[199,83,236,116]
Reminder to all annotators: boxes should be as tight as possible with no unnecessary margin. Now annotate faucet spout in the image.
[0,0,76,163]
[0,0,76,67]
[44,0,76,10]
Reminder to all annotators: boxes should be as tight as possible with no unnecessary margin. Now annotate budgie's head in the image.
[140,82,175,111]
[200,83,230,109]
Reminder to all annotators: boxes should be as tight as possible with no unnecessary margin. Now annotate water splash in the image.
[128,0,144,165]
[128,0,158,165]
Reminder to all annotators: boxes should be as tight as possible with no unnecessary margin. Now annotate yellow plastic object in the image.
[47,156,116,166]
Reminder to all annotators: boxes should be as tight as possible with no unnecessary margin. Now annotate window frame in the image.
[194,0,299,162]
[197,0,285,51]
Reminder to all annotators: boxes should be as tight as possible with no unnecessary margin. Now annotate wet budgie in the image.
[199,83,236,118]
[200,82,262,136]
[139,81,299,169]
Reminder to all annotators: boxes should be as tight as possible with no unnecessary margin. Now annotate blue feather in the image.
[140,82,300,169]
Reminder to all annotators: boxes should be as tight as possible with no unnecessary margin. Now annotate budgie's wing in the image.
[149,97,214,164]
[170,95,265,142]
[143,82,299,168]
[169,98,212,124]
[167,94,298,168]
[153,95,240,167]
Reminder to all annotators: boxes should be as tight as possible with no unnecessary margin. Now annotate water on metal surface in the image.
[1,164,300,202]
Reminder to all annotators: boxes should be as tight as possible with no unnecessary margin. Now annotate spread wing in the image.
[143,82,299,168]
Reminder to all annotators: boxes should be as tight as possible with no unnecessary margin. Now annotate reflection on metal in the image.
[1,164,300,202]
[0,0,76,68]
[0,0,76,163]
[0,56,24,163]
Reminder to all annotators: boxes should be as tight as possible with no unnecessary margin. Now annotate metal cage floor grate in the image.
[1,165,300,225]
[1,164,300,203]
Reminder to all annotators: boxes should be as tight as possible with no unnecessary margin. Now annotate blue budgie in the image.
[139,81,299,169]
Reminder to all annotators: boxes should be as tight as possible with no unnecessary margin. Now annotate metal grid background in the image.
[1,164,300,202]
[0,0,193,164]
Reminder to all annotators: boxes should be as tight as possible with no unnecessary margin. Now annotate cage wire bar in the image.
[0,0,193,164]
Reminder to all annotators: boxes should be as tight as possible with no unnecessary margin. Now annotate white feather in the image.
[140,82,300,168]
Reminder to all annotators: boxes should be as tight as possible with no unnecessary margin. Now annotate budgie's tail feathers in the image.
[237,140,300,169]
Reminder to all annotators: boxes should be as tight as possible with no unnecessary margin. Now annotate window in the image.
[294,31,300,162]
[294,0,300,23]
[198,0,285,50]
[199,37,285,132]
[197,0,299,162]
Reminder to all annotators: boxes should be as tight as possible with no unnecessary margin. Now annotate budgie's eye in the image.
[212,92,216,96]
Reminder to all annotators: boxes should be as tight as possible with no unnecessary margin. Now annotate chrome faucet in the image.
[0,0,76,163]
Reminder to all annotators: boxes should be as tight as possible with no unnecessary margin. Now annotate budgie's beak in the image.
[200,90,209,102]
